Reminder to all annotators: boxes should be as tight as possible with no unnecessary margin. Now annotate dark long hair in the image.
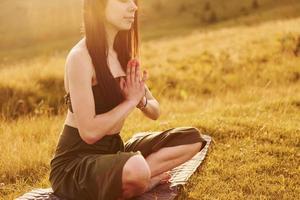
[83,0,139,108]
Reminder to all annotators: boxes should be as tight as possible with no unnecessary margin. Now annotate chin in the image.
[118,22,133,30]
[119,26,132,31]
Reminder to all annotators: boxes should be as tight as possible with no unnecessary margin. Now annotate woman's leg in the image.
[145,141,203,177]
[127,142,203,194]
[124,127,207,192]
[118,143,201,200]
[119,154,151,199]
[144,170,172,192]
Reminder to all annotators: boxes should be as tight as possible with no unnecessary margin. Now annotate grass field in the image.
[0,0,300,199]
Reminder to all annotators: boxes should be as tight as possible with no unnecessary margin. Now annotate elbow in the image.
[77,122,104,145]
[151,115,160,120]
[78,127,98,145]
[151,106,160,120]
[152,112,160,120]
[82,134,98,145]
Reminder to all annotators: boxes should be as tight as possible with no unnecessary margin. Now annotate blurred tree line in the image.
[0,0,297,51]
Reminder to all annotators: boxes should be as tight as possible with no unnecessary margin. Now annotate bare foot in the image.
[145,171,171,192]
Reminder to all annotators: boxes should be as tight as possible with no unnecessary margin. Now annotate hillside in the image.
[1,0,299,58]
[0,1,299,199]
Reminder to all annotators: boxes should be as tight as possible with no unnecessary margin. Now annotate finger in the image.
[132,58,138,66]
[136,60,142,82]
[126,60,132,85]
[136,62,141,83]
[123,77,128,87]
[136,59,142,81]
[140,79,145,90]
[135,59,140,66]
[127,59,134,68]
[142,70,148,82]
[119,77,125,90]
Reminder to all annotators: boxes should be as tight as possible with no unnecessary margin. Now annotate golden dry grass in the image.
[0,1,300,200]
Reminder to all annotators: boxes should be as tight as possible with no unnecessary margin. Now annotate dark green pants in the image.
[49,125,207,200]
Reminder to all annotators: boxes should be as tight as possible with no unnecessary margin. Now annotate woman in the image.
[49,0,207,199]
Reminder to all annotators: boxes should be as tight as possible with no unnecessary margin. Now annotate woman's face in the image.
[105,0,138,31]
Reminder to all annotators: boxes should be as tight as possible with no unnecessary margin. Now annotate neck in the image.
[104,22,119,53]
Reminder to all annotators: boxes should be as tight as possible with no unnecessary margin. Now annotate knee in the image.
[173,127,205,150]
[122,155,151,196]
[188,127,203,140]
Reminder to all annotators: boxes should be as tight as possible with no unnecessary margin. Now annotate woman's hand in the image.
[119,59,148,106]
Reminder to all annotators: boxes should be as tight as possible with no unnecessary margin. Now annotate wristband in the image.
[137,88,147,109]
[138,96,147,109]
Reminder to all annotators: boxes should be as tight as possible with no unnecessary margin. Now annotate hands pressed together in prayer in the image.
[119,59,148,108]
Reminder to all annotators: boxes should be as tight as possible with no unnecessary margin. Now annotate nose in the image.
[128,1,138,12]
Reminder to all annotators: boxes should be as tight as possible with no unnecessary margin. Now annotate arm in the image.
[137,84,160,120]
[67,50,137,144]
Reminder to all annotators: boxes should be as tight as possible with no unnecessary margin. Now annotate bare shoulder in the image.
[66,42,93,73]
[64,40,94,92]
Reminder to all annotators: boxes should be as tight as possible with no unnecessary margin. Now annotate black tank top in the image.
[64,76,124,114]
